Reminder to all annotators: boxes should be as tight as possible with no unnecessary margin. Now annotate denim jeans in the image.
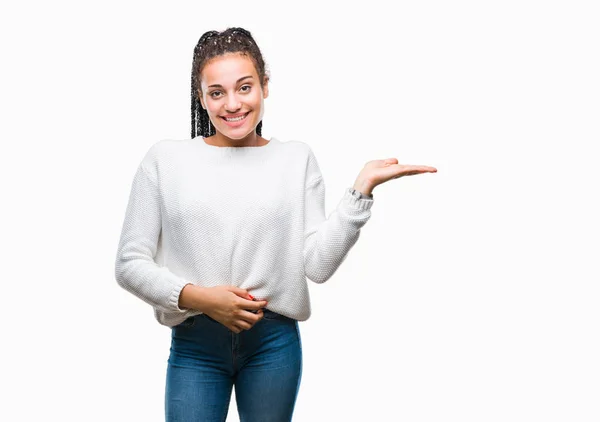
[165,309,303,421]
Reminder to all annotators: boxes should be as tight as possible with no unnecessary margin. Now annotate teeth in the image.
[224,113,247,122]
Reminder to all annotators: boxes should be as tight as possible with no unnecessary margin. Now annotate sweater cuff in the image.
[168,279,192,313]
[343,187,375,211]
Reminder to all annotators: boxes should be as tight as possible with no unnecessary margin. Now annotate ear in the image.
[197,89,206,109]
[262,77,269,99]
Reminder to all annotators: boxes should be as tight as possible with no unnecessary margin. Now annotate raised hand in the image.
[353,158,437,195]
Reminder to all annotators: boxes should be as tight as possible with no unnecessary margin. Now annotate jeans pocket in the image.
[261,309,286,321]
[178,316,196,328]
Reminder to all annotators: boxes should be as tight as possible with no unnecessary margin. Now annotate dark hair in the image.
[191,27,270,139]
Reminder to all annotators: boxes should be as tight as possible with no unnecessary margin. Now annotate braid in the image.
[190,27,269,139]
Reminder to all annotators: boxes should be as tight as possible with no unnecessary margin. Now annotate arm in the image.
[114,162,191,314]
[303,153,374,284]
[303,149,437,284]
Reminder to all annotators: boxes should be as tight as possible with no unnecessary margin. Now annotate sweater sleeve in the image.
[303,149,374,284]
[114,161,190,314]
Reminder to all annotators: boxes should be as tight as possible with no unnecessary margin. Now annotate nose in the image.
[225,94,241,113]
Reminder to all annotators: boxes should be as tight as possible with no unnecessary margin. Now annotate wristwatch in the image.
[349,187,373,200]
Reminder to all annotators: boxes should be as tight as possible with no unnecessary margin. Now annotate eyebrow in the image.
[208,75,254,88]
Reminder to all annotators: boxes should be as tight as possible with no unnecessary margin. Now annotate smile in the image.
[221,112,250,122]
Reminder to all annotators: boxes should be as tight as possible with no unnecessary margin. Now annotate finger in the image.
[235,319,252,331]
[404,169,437,176]
[396,164,436,172]
[393,172,424,179]
[237,297,268,309]
[243,310,263,328]
[249,310,264,326]
[229,287,249,297]
[402,170,428,176]
[253,310,264,326]
[389,165,437,178]
[238,308,264,323]
[238,308,257,320]
[248,297,268,308]
[402,165,437,173]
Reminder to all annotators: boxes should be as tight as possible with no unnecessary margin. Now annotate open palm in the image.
[354,158,437,194]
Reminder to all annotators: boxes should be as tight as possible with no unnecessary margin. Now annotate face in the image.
[198,53,269,141]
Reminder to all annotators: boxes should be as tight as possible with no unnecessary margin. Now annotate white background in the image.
[2,1,599,421]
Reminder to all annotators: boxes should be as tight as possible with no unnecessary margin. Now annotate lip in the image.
[221,112,249,118]
[220,111,250,127]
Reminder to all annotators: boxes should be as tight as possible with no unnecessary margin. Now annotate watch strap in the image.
[349,187,373,200]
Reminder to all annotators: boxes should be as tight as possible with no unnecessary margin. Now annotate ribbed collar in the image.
[194,135,279,159]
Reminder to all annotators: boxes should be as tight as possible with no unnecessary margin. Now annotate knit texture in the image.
[115,136,374,327]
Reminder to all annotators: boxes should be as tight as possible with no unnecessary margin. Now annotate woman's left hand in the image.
[353,158,437,196]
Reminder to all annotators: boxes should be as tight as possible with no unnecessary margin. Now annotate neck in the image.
[207,131,267,147]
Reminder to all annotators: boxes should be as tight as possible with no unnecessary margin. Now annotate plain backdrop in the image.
[1,1,599,421]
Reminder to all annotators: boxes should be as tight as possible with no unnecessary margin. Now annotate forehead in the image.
[201,54,257,87]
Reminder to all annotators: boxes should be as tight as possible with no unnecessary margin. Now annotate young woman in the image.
[115,27,437,422]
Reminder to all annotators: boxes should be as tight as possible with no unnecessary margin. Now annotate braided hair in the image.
[191,27,270,139]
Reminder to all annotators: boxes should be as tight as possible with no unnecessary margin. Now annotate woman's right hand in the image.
[198,285,268,333]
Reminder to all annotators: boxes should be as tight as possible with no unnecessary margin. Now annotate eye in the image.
[210,91,222,99]
[240,85,251,92]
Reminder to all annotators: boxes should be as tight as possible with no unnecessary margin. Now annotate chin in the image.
[224,124,259,136]
[220,129,256,140]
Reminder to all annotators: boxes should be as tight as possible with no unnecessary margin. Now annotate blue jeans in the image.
[165,309,303,421]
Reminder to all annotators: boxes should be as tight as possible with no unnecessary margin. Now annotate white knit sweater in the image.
[114,136,374,327]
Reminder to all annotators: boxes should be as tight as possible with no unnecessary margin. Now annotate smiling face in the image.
[198,53,269,144]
